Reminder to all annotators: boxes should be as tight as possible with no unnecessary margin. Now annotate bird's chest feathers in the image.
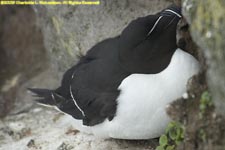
[114,49,199,125]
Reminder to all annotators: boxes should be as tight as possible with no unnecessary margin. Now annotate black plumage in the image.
[29,4,181,126]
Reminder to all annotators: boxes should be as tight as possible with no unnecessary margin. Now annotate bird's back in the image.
[29,4,200,140]
[56,37,130,125]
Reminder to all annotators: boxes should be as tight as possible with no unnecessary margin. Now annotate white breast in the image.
[63,49,200,139]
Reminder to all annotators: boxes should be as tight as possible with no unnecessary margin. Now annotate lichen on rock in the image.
[182,0,225,115]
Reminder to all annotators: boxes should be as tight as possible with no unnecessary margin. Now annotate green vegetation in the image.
[156,122,184,150]
[199,91,213,119]
[198,128,207,142]
[197,91,213,142]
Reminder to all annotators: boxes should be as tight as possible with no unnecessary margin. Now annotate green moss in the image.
[198,128,207,142]
[199,91,213,119]
[156,122,184,150]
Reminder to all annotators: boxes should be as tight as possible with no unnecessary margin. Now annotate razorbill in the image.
[29,4,199,139]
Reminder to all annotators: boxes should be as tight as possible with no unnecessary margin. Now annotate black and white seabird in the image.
[29,4,199,139]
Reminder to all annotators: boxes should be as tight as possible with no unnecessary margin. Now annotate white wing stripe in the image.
[70,85,86,117]
[147,16,163,36]
[164,9,182,18]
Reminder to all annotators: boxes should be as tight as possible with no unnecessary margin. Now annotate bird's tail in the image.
[28,88,64,107]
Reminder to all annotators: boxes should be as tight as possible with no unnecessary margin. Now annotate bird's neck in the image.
[118,34,177,74]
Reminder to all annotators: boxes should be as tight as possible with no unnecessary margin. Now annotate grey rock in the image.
[34,0,172,77]
[0,6,48,117]
[182,0,225,115]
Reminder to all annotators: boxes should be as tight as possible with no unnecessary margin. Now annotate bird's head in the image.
[119,4,182,73]
[147,4,182,40]
[120,4,182,47]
